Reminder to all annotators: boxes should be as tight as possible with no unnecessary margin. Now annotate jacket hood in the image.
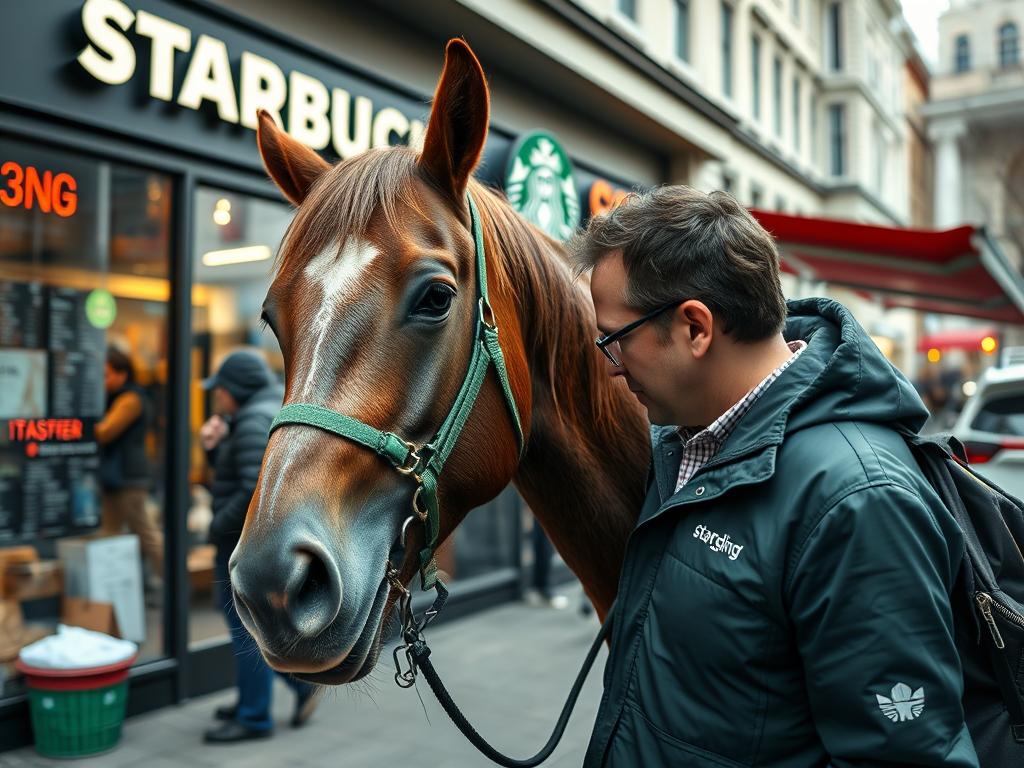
[712,298,928,455]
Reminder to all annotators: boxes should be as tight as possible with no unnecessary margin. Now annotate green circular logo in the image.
[85,289,117,329]
[505,130,580,242]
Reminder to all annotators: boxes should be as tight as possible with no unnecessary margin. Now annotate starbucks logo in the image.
[505,131,580,242]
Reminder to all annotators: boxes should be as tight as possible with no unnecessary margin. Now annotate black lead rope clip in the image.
[390,571,450,689]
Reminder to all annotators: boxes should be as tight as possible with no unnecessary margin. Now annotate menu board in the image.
[0,282,44,348]
[0,281,105,541]
[48,287,105,418]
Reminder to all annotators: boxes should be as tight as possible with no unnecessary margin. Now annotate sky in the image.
[900,0,951,68]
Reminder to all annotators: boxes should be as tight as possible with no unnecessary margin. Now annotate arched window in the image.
[955,34,970,73]
[999,22,1020,68]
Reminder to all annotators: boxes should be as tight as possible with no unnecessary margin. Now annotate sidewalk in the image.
[1,588,605,767]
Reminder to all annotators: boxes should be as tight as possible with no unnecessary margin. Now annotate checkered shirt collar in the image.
[675,340,807,491]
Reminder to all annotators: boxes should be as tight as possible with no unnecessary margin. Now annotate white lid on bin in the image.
[19,625,137,670]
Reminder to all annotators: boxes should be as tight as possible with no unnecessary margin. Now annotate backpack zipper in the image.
[976,592,1024,649]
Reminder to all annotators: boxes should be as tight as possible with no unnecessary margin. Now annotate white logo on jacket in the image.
[876,682,925,722]
[692,524,744,560]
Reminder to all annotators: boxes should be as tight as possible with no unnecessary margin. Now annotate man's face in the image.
[104,363,127,394]
[590,252,692,426]
[212,386,238,416]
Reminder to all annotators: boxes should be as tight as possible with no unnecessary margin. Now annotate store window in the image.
[999,22,1020,69]
[0,137,172,696]
[674,0,690,63]
[955,34,971,73]
[721,2,734,98]
[188,186,291,647]
[751,35,762,121]
[829,103,846,177]
[827,2,843,72]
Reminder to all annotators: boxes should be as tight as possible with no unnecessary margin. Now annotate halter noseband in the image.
[268,193,524,595]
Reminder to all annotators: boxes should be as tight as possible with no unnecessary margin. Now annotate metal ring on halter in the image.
[478,297,497,330]
[411,486,429,522]
[400,515,417,550]
[395,442,422,476]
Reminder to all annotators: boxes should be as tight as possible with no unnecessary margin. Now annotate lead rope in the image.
[390,580,614,768]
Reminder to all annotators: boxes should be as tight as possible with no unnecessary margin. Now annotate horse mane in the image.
[272,147,644,458]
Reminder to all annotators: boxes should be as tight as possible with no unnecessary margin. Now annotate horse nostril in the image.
[285,545,342,639]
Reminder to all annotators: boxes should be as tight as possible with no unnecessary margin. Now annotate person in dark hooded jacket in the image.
[198,349,321,743]
[572,186,978,767]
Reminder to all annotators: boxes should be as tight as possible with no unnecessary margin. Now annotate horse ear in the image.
[419,39,490,201]
[256,109,331,206]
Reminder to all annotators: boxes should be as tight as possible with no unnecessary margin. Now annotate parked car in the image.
[952,360,1024,501]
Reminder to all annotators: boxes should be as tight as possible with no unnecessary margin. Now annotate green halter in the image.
[269,193,524,591]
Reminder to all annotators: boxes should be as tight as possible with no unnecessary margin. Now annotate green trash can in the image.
[16,655,136,759]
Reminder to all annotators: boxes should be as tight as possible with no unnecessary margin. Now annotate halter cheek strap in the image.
[269,193,524,593]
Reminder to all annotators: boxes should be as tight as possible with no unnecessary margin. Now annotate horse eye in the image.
[412,283,455,321]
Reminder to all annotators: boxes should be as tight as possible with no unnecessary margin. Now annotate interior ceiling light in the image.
[213,209,231,226]
[201,245,271,267]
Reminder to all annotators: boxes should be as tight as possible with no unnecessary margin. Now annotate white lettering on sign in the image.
[240,52,287,130]
[77,0,136,85]
[76,0,426,158]
[289,71,331,150]
[177,34,239,123]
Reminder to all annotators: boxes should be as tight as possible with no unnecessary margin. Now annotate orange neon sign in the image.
[0,161,78,217]
[589,179,630,218]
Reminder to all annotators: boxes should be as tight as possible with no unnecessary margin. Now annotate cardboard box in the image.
[57,536,145,643]
[61,597,119,637]
[3,561,63,601]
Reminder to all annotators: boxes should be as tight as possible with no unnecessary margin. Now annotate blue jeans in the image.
[215,551,313,730]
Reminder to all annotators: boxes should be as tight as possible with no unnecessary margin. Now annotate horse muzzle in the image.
[229,516,344,659]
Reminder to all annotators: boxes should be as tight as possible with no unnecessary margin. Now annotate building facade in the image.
[925,0,1024,271]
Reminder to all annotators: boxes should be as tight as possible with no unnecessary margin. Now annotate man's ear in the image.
[256,109,332,206]
[418,39,490,201]
[679,301,715,358]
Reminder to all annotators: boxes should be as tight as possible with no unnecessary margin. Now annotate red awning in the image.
[916,327,998,353]
[751,211,1024,324]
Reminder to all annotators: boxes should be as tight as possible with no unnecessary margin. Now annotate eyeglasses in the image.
[595,299,686,367]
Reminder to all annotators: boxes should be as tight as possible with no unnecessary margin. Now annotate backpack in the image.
[910,434,1024,767]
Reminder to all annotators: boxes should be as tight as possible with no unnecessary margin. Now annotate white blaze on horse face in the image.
[300,237,380,399]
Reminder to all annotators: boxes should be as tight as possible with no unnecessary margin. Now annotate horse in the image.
[228,39,650,685]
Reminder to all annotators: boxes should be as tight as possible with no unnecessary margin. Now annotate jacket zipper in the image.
[976,592,1024,649]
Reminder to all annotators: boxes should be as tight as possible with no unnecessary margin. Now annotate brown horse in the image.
[229,39,650,685]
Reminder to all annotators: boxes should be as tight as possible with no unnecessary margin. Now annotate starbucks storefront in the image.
[0,0,646,747]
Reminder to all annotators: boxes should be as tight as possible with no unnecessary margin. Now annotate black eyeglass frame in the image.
[595,298,687,366]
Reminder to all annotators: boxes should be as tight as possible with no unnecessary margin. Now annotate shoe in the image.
[213,704,237,721]
[291,686,323,728]
[525,589,570,610]
[203,721,272,744]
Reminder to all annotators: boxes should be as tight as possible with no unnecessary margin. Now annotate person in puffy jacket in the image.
[571,186,978,768]
[199,349,321,744]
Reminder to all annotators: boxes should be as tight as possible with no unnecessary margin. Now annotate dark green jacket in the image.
[584,298,978,768]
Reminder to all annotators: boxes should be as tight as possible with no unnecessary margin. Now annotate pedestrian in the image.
[199,349,322,744]
[571,186,978,767]
[525,515,569,610]
[96,346,163,594]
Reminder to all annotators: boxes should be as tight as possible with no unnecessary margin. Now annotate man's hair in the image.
[106,346,135,382]
[570,185,787,342]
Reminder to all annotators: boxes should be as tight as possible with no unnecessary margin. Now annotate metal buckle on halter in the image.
[395,442,423,476]
[478,296,497,331]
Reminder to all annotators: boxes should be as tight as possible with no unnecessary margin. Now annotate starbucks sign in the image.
[505,131,580,242]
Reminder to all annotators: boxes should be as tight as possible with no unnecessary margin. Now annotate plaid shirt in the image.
[675,340,807,493]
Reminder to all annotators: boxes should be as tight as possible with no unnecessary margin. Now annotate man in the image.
[571,186,978,767]
[200,349,321,744]
[96,346,163,590]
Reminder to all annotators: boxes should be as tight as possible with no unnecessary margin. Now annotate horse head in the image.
[228,40,533,683]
